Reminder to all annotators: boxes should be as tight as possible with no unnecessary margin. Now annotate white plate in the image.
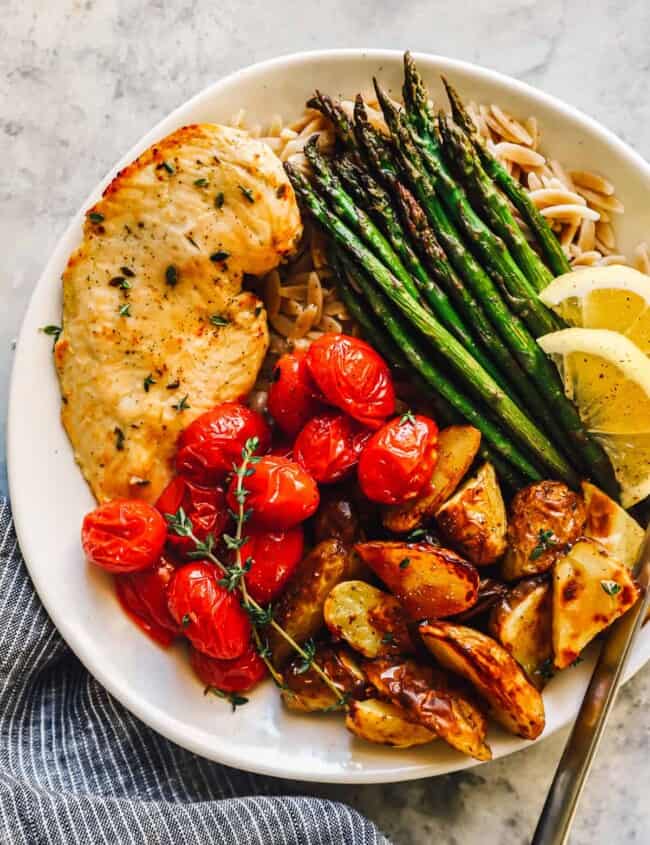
[8,50,650,784]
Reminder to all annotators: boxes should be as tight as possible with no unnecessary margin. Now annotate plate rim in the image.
[7,47,650,784]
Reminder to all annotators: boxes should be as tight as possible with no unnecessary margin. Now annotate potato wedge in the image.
[382,426,481,533]
[364,657,491,761]
[313,492,361,546]
[354,541,479,620]
[346,699,436,748]
[454,577,508,623]
[436,463,507,566]
[488,578,552,687]
[324,581,415,658]
[419,621,545,740]
[552,538,640,669]
[502,481,586,581]
[268,539,352,666]
[582,481,644,569]
[282,643,367,712]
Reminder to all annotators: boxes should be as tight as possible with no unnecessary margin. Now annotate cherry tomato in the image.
[294,412,372,484]
[305,334,395,429]
[167,562,250,659]
[156,476,228,558]
[176,402,270,485]
[240,526,304,604]
[357,413,439,504]
[189,642,266,693]
[115,558,179,647]
[267,351,323,437]
[268,438,295,461]
[226,455,319,530]
[82,499,167,573]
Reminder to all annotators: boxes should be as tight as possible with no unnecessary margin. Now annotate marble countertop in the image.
[3,2,650,842]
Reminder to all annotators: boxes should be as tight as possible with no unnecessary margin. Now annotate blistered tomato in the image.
[294,412,372,484]
[267,351,323,437]
[115,558,179,647]
[240,526,304,604]
[167,562,250,659]
[189,642,267,693]
[226,455,319,530]
[156,476,228,558]
[175,402,270,485]
[305,334,395,429]
[358,413,439,504]
[82,499,167,573]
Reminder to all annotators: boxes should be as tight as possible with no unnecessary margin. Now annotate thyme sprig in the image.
[165,436,346,706]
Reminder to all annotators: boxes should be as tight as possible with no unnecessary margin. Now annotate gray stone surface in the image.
[2,2,649,842]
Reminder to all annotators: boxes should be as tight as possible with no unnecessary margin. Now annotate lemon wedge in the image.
[539,265,650,354]
[538,327,650,507]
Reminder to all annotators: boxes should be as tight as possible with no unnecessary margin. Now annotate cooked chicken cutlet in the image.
[55,123,302,503]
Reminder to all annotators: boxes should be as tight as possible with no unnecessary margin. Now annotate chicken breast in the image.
[55,123,302,503]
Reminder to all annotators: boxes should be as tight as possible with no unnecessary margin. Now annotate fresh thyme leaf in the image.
[535,657,555,681]
[404,528,427,542]
[529,528,557,561]
[209,314,230,327]
[223,533,246,550]
[121,266,135,277]
[256,640,272,661]
[194,178,209,187]
[215,192,225,209]
[118,303,131,317]
[203,686,248,712]
[381,632,394,645]
[114,427,125,451]
[210,250,230,262]
[181,613,191,628]
[41,324,62,344]
[186,235,199,249]
[161,160,174,174]
[165,265,178,287]
[238,184,255,203]
[143,374,156,392]
[218,558,252,592]
[399,558,411,570]
[244,602,273,626]
[89,212,104,224]
[400,409,416,425]
[173,394,190,412]
[570,655,584,667]
[296,639,316,675]
[166,379,180,390]
[109,276,131,290]
[254,305,263,318]
[601,580,622,597]
[165,507,193,537]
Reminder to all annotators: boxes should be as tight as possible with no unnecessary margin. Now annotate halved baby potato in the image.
[436,463,507,566]
[488,578,552,687]
[364,657,491,761]
[354,541,479,620]
[419,621,545,740]
[346,699,436,748]
[282,643,367,712]
[382,425,481,533]
[552,537,640,669]
[324,580,415,658]
[582,481,644,569]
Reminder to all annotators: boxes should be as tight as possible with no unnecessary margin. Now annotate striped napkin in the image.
[0,499,390,845]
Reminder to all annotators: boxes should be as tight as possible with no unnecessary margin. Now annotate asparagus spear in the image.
[306,91,357,150]
[437,111,554,293]
[440,74,572,279]
[285,161,579,486]
[304,138,507,387]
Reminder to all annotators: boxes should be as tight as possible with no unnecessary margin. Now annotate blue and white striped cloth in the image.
[0,499,390,844]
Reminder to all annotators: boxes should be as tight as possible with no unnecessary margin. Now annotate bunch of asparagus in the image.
[284,52,619,498]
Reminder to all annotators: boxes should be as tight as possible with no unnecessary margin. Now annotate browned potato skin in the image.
[454,578,508,624]
[436,463,507,566]
[364,657,491,761]
[267,539,353,666]
[488,578,552,688]
[282,644,367,712]
[313,493,361,546]
[355,541,479,621]
[382,426,482,534]
[419,621,545,740]
[346,699,436,747]
[502,481,586,581]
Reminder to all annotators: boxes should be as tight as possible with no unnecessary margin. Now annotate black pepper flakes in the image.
[215,192,225,209]
[114,427,125,451]
[210,250,230,262]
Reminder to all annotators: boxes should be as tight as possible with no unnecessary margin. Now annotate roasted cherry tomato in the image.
[268,438,295,461]
[81,499,167,573]
[240,526,304,604]
[156,476,228,558]
[226,455,319,530]
[294,412,372,484]
[267,351,323,437]
[115,558,179,647]
[175,402,270,485]
[167,561,250,659]
[189,642,267,693]
[357,413,439,504]
[305,334,395,428]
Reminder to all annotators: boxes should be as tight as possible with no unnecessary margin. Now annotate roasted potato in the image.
[436,463,507,566]
[382,426,481,533]
[552,538,640,669]
[346,699,436,748]
[488,578,552,687]
[354,541,479,620]
[268,539,353,666]
[324,580,415,658]
[502,481,586,581]
[282,643,367,712]
[454,578,508,624]
[364,657,491,761]
[582,481,644,569]
[313,491,361,546]
[419,621,545,740]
